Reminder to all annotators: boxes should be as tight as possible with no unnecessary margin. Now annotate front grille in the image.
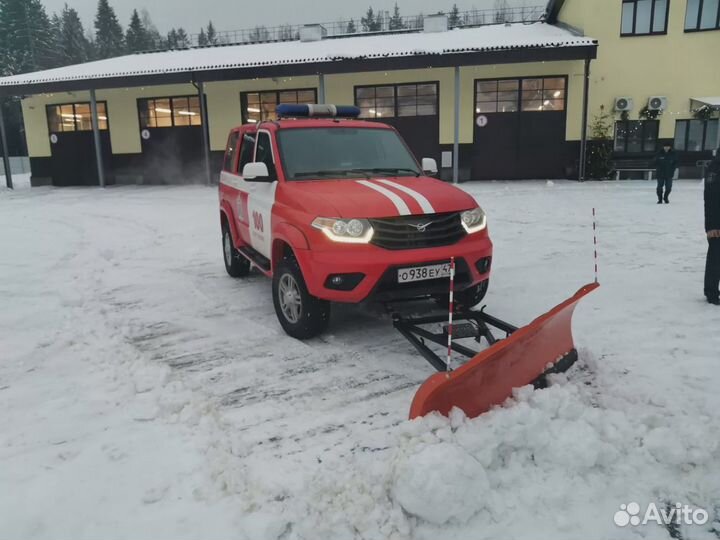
[369,212,466,250]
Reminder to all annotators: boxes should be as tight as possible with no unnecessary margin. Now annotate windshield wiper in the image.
[292,170,370,179]
[354,167,421,177]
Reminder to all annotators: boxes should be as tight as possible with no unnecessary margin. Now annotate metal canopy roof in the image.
[0,22,597,96]
[692,97,720,109]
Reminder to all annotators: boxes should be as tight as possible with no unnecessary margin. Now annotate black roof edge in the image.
[546,0,567,24]
[0,44,597,97]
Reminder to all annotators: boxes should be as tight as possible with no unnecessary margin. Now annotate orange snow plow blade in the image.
[409,282,599,420]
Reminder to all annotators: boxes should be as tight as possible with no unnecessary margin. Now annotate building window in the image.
[47,102,108,133]
[475,77,566,113]
[241,89,317,124]
[521,78,566,111]
[356,86,395,118]
[355,83,439,119]
[475,80,519,113]
[614,120,659,153]
[685,0,720,30]
[621,0,669,35]
[674,119,719,151]
[138,96,202,128]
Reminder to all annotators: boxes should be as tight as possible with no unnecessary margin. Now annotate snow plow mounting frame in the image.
[392,309,517,372]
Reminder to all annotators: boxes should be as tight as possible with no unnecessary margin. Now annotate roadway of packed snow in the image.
[1,178,719,540]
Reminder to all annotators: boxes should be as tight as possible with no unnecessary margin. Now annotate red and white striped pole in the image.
[592,208,599,284]
[446,257,456,373]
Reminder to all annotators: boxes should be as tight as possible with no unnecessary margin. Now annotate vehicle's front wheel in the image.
[272,256,330,339]
[222,225,250,278]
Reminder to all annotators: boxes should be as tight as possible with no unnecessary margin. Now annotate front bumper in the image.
[294,231,493,303]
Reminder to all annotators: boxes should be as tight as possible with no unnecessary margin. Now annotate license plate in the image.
[397,263,451,283]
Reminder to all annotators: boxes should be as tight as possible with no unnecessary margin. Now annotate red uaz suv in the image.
[218,105,492,338]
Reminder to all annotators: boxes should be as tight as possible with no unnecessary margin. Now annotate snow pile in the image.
[393,441,488,524]
[393,437,489,525]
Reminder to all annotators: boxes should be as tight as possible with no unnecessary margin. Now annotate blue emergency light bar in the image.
[276,104,361,118]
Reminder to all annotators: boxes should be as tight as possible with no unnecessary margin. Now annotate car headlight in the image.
[461,207,487,234]
[312,217,374,243]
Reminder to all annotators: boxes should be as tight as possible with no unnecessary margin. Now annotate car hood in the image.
[282,176,478,218]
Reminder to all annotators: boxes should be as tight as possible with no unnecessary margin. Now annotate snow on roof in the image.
[0,23,596,89]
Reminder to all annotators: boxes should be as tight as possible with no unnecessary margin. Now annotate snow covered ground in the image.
[1,180,718,540]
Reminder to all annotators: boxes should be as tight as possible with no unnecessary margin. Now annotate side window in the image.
[223,131,239,173]
[255,132,277,180]
[238,132,256,175]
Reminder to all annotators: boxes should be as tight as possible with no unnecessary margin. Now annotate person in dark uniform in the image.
[705,150,720,305]
[655,144,678,204]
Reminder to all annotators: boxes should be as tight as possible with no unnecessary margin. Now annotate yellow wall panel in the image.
[559,0,720,139]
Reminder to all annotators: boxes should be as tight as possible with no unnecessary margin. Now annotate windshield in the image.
[277,127,421,180]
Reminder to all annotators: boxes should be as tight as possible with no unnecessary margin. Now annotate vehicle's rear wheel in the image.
[222,224,250,278]
[434,279,489,309]
[272,255,330,339]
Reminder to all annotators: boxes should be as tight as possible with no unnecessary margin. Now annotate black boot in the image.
[657,188,663,204]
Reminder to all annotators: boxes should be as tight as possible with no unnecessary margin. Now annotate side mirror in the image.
[242,162,271,181]
[421,157,438,175]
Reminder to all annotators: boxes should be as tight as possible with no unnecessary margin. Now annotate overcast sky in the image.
[40,0,537,35]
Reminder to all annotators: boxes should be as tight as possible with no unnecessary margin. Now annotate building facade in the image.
[1,0,717,186]
[553,0,719,175]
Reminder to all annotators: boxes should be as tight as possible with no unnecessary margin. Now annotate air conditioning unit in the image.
[647,96,668,111]
[614,97,634,112]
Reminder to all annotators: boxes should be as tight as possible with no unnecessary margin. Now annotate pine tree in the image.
[346,19,356,34]
[45,13,64,67]
[361,7,381,32]
[94,0,124,59]
[167,28,179,48]
[125,9,149,52]
[448,4,461,27]
[176,28,190,48]
[206,21,217,45]
[29,0,55,70]
[0,0,55,74]
[140,9,161,49]
[388,3,404,30]
[197,27,207,46]
[60,5,90,64]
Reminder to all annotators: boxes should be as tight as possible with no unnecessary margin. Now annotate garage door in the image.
[472,77,568,180]
[47,102,111,186]
[138,96,204,184]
